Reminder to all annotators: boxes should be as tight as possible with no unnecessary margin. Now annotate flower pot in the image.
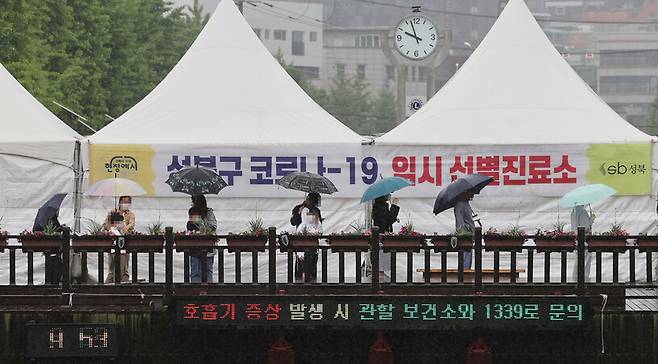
[484,235,526,251]
[126,235,164,252]
[174,235,216,252]
[288,235,320,250]
[431,235,472,251]
[635,236,658,251]
[534,237,575,252]
[19,236,62,252]
[586,236,628,251]
[381,235,425,252]
[226,235,267,252]
[328,235,370,251]
[72,235,116,252]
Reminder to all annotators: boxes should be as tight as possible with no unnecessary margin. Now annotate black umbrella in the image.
[433,174,493,215]
[276,172,338,194]
[33,193,67,231]
[166,166,228,195]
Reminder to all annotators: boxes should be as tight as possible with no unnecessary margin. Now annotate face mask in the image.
[189,215,201,223]
[119,203,130,211]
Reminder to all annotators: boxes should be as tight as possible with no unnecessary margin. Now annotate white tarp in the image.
[0,63,80,233]
[375,0,657,235]
[82,0,364,234]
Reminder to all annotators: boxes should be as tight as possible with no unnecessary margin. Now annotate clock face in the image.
[394,15,438,60]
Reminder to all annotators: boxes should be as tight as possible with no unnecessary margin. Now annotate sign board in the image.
[175,295,589,330]
[26,323,119,358]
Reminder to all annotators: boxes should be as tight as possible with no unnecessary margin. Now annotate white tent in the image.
[0,63,81,233]
[85,0,364,234]
[375,0,657,234]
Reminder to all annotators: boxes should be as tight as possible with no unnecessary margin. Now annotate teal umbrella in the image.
[360,177,412,203]
[559,184,616,208]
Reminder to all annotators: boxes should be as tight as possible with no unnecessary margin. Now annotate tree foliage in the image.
[648,93,658,136]
[275,52,398,135]
[0,0,208,134]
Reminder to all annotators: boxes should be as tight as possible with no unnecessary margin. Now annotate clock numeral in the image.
[413,17,421,24]
[49,328,64,349]
[397,34,402,41]
[431,34,436,40]
[414,50,419,57]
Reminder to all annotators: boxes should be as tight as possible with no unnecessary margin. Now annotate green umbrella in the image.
[559,184,616,208]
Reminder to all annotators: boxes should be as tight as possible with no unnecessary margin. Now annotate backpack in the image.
[290,204,303,227]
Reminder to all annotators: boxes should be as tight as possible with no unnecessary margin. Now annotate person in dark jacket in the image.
[371,194,400,276]
[372,194,400,232]
[33,214,62,284]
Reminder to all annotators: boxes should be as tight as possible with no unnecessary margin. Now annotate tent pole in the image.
[73,140,83,234]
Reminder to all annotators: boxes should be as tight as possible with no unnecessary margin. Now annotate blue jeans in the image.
[190,255,214,283]
[463,251,472,270]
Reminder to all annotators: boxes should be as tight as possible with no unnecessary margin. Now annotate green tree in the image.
[0,0,208,134]
[369,89,398,135]
[323,74,373,135]
[648,93,658,136]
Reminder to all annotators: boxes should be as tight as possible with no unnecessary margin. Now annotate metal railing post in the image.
[61,227,71,292]
[370,226,380,293]
[577,227,586,291]
[164,227,174,304]
[474,227,483,292]
[268,227,277,294]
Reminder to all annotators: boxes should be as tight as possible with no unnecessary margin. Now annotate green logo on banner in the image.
[586,143,652,195]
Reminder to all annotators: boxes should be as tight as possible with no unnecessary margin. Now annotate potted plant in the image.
[125,221,165,251]
[534,221,575,251]
[431,228,473,251]
[226,217,268,252]
[587,223,629,250]
[289,227,321,248]
[484,225,528,251]
[380,219,424,252]
[0,230,7,253]
[0,217,7,252]
[19,222,63,252]
[328,221,371,251]
[175,220,216,252]
[72,220,115,252]
[637,233,658,250]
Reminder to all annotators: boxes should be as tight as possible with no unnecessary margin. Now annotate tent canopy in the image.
[88,0,362,146]
[377,0,652,146]
[0,63,80,166]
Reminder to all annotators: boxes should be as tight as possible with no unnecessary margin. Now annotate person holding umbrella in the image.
[103,195,135,283]
[187,195,217,282]
[361,176,412,278]
[294,192,323,282]
[560,184,615,282]
[434,174,493,270]
[33,193,67,284]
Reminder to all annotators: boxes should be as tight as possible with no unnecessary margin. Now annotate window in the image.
[273,30,286,40]
[418,66,428,81]
[253,28,261,39]
[336,64,345,77]
[601,50,658,68]
[355,34,380,48]
[264,29,270,40]
[357,64,366,79]
[386,65,395,80]
[310,31,318,42]
[600,76,658,95]
[292,31,304,56]
[294,66,319,79]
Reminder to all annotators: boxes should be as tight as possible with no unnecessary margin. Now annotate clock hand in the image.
[410,22,420,44]
[404,31,422,42]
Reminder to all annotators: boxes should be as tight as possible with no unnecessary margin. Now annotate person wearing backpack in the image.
[291,192,322,282]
